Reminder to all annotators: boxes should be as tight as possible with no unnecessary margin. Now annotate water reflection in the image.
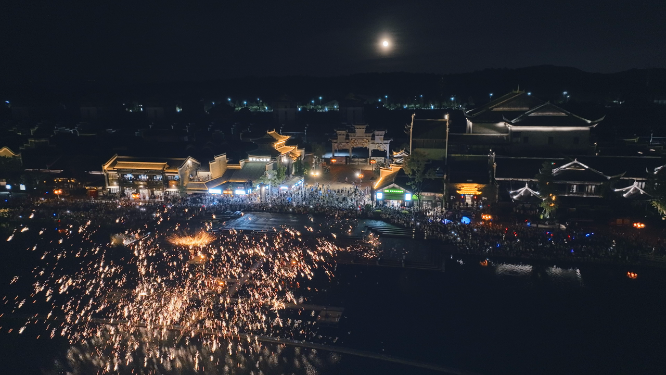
[494,263,533,276]
[45,326,339,375]
[492,263,583,285]
[546,266,583,285]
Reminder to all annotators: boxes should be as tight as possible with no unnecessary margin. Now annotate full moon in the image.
[382,40,389,47]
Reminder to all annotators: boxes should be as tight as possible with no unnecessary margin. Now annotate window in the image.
[585,185,596,194]
[523,137,529,144]
[548,137,554,145]
[570,184,578,193]
[573,137,579,144]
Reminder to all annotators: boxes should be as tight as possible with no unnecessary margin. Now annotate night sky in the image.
[2,0,665,84]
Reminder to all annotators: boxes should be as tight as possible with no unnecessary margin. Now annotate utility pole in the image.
[409,113,415,154]
[444,113,450,167]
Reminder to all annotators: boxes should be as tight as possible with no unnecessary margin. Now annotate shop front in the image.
[375,187,414,207]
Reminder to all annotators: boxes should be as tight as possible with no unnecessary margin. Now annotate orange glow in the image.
[131,193,140,199]
[168,232,214,247]
[633,222,645,229]
[370,160,376,164]
[480,260,488,267]
[331,159,337,163]
[456,183,482,195]
[54,189,63,195]
[481,214,492,221]
[627,272,638,279]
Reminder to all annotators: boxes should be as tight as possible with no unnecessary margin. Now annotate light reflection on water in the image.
[44,327,339,375]
[545,266,583,285]
[494,263,533,276]
[493,263,583,285]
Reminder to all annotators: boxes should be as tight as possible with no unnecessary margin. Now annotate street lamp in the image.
[489,93,493,101]
[319,96,322,105]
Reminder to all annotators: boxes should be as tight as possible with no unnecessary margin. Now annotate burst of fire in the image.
[168,231,214,247]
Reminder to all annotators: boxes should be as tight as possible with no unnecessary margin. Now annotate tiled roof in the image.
[103,155,188,172]
[466,91,544,121]
[224,162,267,182]
[495,157,565,180]
[505,103,603,128]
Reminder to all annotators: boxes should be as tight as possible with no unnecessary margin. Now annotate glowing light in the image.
[208,188,222,194]
[633,222,645,229]
[405,193,412,201]
[456,183,483,195]
[382,40,389,47]
[627,272,638,279]
[376,192,383,200]
[168,231,214,247]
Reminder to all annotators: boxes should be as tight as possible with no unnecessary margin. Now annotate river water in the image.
[1,212,665,374]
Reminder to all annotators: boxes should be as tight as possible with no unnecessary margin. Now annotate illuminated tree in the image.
[403,150,436,210]
[647,167,666,216]
[535,161,558,218]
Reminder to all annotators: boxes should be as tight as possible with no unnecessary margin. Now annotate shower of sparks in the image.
[2,203,377,373]
[168,232,215,247]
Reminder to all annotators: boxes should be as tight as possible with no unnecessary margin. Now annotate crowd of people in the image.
[3,186,666,265]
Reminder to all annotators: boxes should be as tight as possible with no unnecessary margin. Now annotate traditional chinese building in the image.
[248,130,304,172]
[0,146,21,163]
[331,124,391,164]
[373,165,444,208]
[463,90,604,154]
[102,155,201,198]
[494,155,665,206]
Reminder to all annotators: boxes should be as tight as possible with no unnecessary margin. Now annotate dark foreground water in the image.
[1,257,664,375]
[1,210,665,374]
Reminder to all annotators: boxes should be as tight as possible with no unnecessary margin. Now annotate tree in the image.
[647,167,666,216]
[276,164,286,182]
[311,143,326,162]
[259,164,287,201]
[293,159,305,176]
[403,150,436,210]
[535,161,558,218]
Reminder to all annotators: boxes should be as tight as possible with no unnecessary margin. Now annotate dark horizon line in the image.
[3,64,665,87]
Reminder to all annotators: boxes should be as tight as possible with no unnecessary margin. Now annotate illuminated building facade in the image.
[494,155,665,212]
[248,130,304,172]
[373,165,443,208]
[332,124,391,163]
[102,155,201,198]
[464,90,604,154]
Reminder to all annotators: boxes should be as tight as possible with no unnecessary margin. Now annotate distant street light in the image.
[489,93,493,101]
